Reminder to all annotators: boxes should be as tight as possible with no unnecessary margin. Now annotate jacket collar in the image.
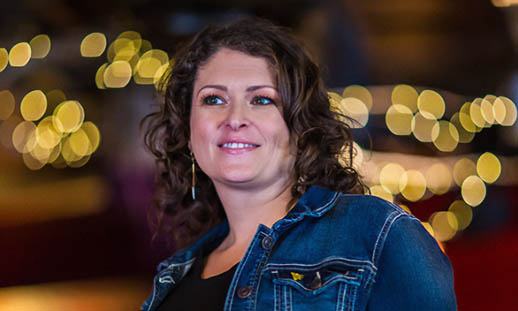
[157,185,339,271]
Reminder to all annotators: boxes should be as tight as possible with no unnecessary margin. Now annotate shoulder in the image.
[329,193,419,234]
[310,192,432,265]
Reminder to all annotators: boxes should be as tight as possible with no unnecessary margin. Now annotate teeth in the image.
[222,143,257,148]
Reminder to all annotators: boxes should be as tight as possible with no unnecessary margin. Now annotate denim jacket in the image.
[142,186,457,310]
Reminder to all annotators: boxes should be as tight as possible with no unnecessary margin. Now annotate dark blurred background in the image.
[0,0,517,310]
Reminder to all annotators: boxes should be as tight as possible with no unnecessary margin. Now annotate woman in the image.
[141,17,456,310]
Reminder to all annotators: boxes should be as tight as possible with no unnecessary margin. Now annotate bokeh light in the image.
[0,48,8,72]
[80,33,107,57]
[448,200,473,230]
[430,211,458,242]
[493,96,517,126]
[342,85,373,111]
[29,34,51,59]
[0,90,15,120]
[339,97,369,127]
[36,116,62,149]
[31,139,61,165]
[153,63,170,90]
[20,90,47,121]
[450,113,475,143]
[425,163,452,195]
[53,100,85,133]
[12,121,37,153]
[385,104,413,135]
[81,122,101,154]
[95,63,108,89]
[417,90,445,120]
[459,102,480,133]
[469,98,489,128]
[391,84,418,113]
[476,152,501,183]
[379,162,405,194]
[134,49,169,85]
[461,175,486,207]
[453,157,477,186]
[69,128,92,157]
[369,185,393,203]
[22,151,46,170]
[480,96,496,125]
[431,120,459,152]
[9,42,31,67]
[104,61,132,88]
[399,170,427,201]
[411,111,438,142]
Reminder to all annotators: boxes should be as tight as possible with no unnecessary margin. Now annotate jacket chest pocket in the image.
[267,261,365,311]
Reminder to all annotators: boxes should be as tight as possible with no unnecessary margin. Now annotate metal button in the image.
[261,235,274,250]
[237,286,253,299]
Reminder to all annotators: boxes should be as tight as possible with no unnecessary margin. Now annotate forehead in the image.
[194,48,276,88]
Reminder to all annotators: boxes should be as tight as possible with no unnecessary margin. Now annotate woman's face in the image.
[190,48,295,191]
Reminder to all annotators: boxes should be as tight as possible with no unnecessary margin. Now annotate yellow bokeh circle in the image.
[379,163,405,194]
[430,211,458,242]
[340,97,369,128]
[417,90,445,120]
[425,163,452,195]
[29,34,51,59]
[493,96,517,126]
[9,42,32,67]
[476,152,501,184]
[53,100,85,133]
[12,121,37,153]
[0,48,9,72]
[369,185,393,203]
[450,113,474,143]
[453,157,477,187]
[411,112,438,142]
[469,98,489,128]
[20,90,47,121]
[399,170,427,202]
[36,116,62,149]
[391,84,418,113]
[431,120,459,152]
[448,200,473,230]
[104,60,132,88]
[386,104,413,135]
[342,85,373,111]
[459,102,479,133]
[80,32,107,57]
[461,175,486,207]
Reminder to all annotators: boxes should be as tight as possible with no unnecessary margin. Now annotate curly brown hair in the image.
[142,17,366,249]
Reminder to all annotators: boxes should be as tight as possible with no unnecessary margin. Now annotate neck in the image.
[214,179,295,249]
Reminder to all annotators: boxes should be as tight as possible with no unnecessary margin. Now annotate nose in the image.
[225,102,249,130]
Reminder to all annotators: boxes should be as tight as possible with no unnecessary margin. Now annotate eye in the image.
[202,95,225,105]
[252,96,276,106]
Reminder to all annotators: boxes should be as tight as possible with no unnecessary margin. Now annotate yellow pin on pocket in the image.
[290,272,304,281]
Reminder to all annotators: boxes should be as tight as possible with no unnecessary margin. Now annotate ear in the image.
[188,140,192,151]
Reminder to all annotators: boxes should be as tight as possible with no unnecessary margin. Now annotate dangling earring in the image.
[191,152,196,200]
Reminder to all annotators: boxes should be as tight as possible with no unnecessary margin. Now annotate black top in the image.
[157,256,238,310]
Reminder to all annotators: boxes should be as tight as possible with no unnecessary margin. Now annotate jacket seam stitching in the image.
[371,211,406,267]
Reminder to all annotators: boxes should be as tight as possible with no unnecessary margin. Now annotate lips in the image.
[217,140,261,153]
[220,142,260,149]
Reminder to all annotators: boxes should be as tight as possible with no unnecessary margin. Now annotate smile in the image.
[220,142,260,149]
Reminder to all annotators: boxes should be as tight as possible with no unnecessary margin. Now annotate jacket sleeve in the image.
[367,214,457,310]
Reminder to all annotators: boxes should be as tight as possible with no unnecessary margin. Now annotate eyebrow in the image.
[196,85,277,95]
